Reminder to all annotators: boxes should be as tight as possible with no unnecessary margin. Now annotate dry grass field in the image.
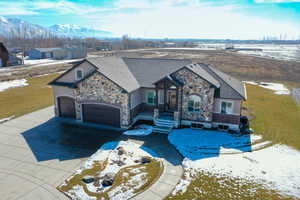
[0,73,60,119]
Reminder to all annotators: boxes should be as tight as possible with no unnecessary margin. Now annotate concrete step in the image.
[154,119,175,128]
[152,125,172,134]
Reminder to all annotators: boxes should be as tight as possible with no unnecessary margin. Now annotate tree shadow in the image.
[119,133,184,166]
[21,117,122,162]
[167,128,253,161]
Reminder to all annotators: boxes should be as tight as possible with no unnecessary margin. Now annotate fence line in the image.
[292,88,300,106]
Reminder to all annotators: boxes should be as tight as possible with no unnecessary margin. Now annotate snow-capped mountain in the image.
[0,16,112,38]
[0,16,51,38]
[49,24,112,38]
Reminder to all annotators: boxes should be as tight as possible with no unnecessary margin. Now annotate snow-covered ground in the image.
[168,129,300,198]
[62,141,159,200]
[123,124,153,136]
[236,44,300,62]
[24,58,83,66]
[0,79,28,92]
[0,116,14,123]
[245,81,290,95]
[171,43,300,62]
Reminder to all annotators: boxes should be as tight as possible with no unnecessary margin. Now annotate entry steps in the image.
[153,118,176,134]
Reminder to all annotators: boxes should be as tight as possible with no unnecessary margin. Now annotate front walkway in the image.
[120,133,184,200]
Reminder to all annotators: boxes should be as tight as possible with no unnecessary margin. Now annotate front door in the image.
[167,90,177,111]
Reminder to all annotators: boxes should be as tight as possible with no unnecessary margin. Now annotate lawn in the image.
[167,84,300,200]
[244,84,300,150]
[0,73,60,119]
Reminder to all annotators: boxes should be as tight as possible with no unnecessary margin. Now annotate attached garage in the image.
[58,96,76,118]
[82,104,121,127]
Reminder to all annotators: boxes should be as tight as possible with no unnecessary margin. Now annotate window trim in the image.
[146,91,156,105]
[75,68,84,80]
[220,100,233,114]
[188,94,201,112]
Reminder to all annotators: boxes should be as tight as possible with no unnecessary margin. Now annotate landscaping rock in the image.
[82,175,94,184]
[102,173,115,187]
[141,156,151,164]
[117,146,126,155]
[116,160,125,166]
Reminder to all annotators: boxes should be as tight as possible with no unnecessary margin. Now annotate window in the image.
[188,95,201,112]
[221,101,233,114]
[76,69,84,80]
[147,91,156,105]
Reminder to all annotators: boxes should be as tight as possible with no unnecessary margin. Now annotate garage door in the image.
[58,97,76,118]
[82,104,120,127]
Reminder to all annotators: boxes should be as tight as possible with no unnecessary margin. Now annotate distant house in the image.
[0,43,9,67]
[53,47,87,60]
[28,48,61,59]
[8,54,23,66]
[96,41,112,51]
[65,47,87,59]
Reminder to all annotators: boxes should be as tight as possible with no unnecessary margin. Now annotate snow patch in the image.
[0,116,14,124]
[0,79,28,92]
[64,141,160,200]
[168,129,300,198]
[244,81,290,95]
[123,124,153,136]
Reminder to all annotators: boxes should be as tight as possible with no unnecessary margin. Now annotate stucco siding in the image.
[130,89,143,109]
[56,61,96,83]
[52,86,75,116]
[213,98,241,115]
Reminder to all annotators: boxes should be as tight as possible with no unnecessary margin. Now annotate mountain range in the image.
[0,16,112,39]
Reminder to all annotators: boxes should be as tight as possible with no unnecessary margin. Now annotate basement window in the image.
[220,101,233,114]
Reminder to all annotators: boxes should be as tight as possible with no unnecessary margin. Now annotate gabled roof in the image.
[201,64,246,100]
[86,56,140,92]
[183,64,220,88]
[123,57,192,88]
[50,56,246,100]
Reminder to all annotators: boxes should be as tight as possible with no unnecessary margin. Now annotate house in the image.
[96,41,112,51]
[49,56,246,132]
[8,54,23,66]
[28,48,61,59]
[0,42,9,67]
[65,47,87,59]
[53,47,87,60]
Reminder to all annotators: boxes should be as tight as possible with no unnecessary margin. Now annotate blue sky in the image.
[1,0,300,39]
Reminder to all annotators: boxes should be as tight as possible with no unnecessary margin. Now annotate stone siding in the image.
[173,68,215,122]
[74,72,130,126]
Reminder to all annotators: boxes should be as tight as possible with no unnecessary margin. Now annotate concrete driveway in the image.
[0,106,121,200]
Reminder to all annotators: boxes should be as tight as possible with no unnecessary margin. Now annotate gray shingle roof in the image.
[201,64,246,100]
[123,57,193,88]
[34,48,61,52]
[87,56,140,92]
[57,56,245,100]
[185,64,220,88]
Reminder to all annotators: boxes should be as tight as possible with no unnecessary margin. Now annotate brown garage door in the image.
[58,97,76,118]
[82,104,120,127]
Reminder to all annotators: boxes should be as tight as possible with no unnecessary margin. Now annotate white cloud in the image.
[101,0,300,39]
[255,0,300,3]
[0,0,299,39]
[0,2,38,15]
